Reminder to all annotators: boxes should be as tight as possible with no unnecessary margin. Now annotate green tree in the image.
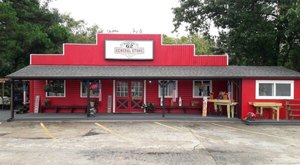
[173,0,300,71]
[163,34,215,55]
[0,0,70,77]
[61,14,102,44]
[0,0,103,77]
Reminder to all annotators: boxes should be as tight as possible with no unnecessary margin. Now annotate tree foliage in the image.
[0,0,102,77]
[61,14,102,43]
[173,0,300,71]
[163,34,215,55]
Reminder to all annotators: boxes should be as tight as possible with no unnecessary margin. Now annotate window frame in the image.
[158,80,178,98]
[80,80,101,98]
[45,80,66,98]
[255,80,294,100]
[193,80,212,98]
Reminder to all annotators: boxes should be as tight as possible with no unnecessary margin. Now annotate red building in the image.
[7,34,300,120]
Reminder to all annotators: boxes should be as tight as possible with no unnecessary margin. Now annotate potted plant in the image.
[142,103,154,113]
[44,84,51,93]
[44,99,50,107]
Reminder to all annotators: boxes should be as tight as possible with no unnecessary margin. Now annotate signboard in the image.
[202,96,207,117]
[34,95,40,113]
[105,40,153,60]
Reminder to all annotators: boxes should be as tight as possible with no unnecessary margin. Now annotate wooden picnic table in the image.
[249,102,282,121]
[208,99,238,118]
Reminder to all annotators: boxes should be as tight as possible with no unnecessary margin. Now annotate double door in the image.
[115,80,144,113]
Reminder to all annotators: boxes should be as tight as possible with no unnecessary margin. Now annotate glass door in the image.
[115,80,144,113]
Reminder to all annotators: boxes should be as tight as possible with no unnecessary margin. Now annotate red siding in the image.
[145,80,228,114]
[241,79,300,120]
[31,34,228,66]
[30,80,114,113]
[31,79,230,114]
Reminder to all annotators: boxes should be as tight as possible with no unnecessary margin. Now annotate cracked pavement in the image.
[0,121,299,164]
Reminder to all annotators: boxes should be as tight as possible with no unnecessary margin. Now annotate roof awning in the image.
[6,65,300,80]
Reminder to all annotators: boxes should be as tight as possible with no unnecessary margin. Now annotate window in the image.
[131,81,143,97]
[81,80,100,97]
[45,80,65,97]
[116,81,128,97]
[256,80,294,99]
[193,80,212,98]
[158,80,177,98]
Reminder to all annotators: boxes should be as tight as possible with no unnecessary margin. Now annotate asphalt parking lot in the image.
[0,121,299,165]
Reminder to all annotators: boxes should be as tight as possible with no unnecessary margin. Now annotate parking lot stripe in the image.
[94,123,134,142]
[40,123,55,139]
[188,128,213,140]
[154,122,184,132]
[211,123,296,142]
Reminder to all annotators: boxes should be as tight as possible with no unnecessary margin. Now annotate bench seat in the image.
[153,106,201,113]
[41,105,87,113]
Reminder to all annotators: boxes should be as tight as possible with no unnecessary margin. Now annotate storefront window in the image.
[158,80,177,98]
[193,80,212,98]
[81,80,100,97]
[116,81,128,97]
[45,80,65,97]
[256,80,294,99]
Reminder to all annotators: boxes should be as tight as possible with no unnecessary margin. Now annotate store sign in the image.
[105,40,153,60]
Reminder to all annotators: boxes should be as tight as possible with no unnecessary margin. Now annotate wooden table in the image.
[208,99,238,118]
[249,102,282,121]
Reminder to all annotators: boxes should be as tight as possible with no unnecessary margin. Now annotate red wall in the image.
[30,80,114,113]
[31,34,228,66]
[30,79,230,114]
[241,79,300,120]
[145,80,228,114]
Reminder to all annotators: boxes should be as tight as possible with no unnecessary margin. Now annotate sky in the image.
[47,0,187,37]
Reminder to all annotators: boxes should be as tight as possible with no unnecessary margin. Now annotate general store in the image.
[6,34,300,120]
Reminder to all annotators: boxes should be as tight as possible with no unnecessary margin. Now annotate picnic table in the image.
[249,102,282,121]
[208,99,238,118]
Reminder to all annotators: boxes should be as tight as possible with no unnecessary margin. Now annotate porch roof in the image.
[6,65,300,80]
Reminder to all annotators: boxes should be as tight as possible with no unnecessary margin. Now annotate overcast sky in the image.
[47,0,188,37]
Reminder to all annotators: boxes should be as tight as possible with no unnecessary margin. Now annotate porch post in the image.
[86,81,91,117]
[159,80,173,118]
[162,84,165,118]
[9,79,14,121]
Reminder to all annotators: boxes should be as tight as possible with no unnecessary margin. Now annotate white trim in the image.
[113,80,116,113]
[255,80,294,100]
[79,80,100,98]
[45,80,66,98]
[30,33,229,65]
[225,53,229,66]
[159,34,229,58]
[30,33,99,65]
[158,80,178,98]
[144,80,146,113]
[192,80,213,98]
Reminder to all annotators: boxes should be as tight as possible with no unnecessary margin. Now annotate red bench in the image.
[153,106,202,113]
[40,105,87,113]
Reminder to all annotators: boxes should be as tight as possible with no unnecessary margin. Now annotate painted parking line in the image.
[211,123,297,142]
[154,122,183,132]
[94,123,134,143]
[154,122,216,141]
[40,123,55,139]
[188,128,217,140]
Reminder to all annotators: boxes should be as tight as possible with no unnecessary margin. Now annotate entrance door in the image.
[115,80,144,113]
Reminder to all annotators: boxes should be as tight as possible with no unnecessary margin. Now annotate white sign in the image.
[34,95,40,113]
[105,40,153,60]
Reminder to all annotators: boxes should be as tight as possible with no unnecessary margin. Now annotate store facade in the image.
[7,34,300,120]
